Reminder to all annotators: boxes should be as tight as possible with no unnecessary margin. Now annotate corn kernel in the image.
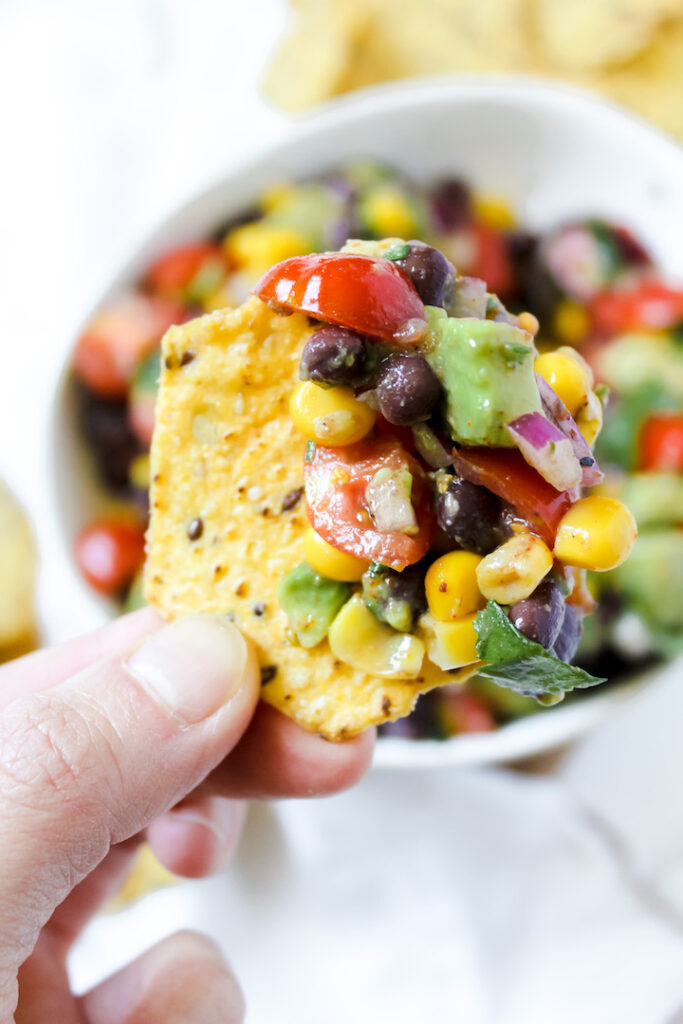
[576,389,603,447]
[419,612,480,670]
[260,182,295,213]
[129,454,150,490]
[517,311,539,337]
[290,381,376,446]
[553,301,590,345]
[224,222,310,275]
[360,184,420,238]
[553,496,637,572]
[534,349,591,416]
[303,528,368,582]
[328,594,425,678]
[472,193,516,230]
[476,532,553,604]
[425,551,484,622]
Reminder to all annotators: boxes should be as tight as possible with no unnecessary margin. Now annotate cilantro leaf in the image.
[473,601,605,704]
[383,242,410,262]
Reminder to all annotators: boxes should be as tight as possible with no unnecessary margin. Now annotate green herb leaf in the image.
[383,242,410,262]
[473,600,605,702]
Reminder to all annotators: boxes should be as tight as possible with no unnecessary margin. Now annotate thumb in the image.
[0,615,258,987]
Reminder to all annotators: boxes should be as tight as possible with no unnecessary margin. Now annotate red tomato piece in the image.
[438,689,495,735]
[304,437,435,570]
[253,253,427,343]
[146,241,225,295]
[73,292,183,399]
[452,447,575,546]
[590,282,683,337]
[639,413,683,472]
[74,520,145,595]
[469,222,513,297]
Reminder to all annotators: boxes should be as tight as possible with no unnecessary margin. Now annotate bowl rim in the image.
[51,75,683,767]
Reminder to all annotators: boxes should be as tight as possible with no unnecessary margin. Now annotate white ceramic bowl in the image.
[53,77,683,768]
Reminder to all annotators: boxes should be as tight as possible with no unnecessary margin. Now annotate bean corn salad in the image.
[70,163,682,740]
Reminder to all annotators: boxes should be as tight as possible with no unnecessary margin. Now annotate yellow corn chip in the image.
[144,297,471,740]
[0,479,37,656]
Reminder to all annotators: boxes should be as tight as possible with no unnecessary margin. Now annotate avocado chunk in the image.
[424,308,541,446]
[277,562,351,648]
[619,473,683,529]
[610,530,683,633]
[362,562,427,633]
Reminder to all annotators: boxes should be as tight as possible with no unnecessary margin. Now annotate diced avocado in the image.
[620,473,683,529]
[123,571,146,613]
[610,530,683,633]
[267,183,347,252]
[277,562,351,648]
[595,380,677,470]
[424,308,541,446]
[468,675,542,720]
[362,562,426,633]
[132,349,161,398]
[599,332,683,401]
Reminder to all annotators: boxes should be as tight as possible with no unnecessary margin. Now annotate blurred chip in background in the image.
[264,0,683,140]
[0,478,37,662]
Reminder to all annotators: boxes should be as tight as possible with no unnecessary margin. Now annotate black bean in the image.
[553,605,584,663]
[300,327,367,384]
[430,178,470,231]
[434,473,505,555]
[395,242,456,307]
[78,388,140,489]
[509,578,565,651]
[376,354,441,425]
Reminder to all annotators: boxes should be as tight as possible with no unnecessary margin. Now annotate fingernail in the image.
[126,615,249,723]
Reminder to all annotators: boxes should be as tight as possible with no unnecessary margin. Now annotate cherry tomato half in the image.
[452,447,575,546]
[75,520,146,595]
[304,437,435,570]
[253,253,427,343]
[639,413,683,472]
[73,292,183,399]
[468,222,513,297]
[146,241,226,297]
[590,282,683,337]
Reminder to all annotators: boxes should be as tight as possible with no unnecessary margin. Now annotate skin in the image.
[0,609,375,1023]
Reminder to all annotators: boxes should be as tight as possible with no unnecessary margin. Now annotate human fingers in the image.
[79,931,244,1024]
[0,608,163,710]
[197,700,376,801]
[146,796,246,878]
[0,614,259,1021]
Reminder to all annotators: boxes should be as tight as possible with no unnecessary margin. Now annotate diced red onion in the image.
[365,469,417,534]
[412,423,452,468]
[507,412,582,491]
[535,374,604,486]
[450,276,488,318]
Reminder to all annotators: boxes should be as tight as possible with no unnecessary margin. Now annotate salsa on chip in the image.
[143,237,637,740]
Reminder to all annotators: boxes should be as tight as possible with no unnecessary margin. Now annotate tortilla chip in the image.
[0,479,37,655]
[144,297,471,740]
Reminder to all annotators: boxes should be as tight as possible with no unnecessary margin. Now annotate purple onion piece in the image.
[411,423,452,468]
[450,276,488,318]
[535,374,604,486]
[507,412,582,492]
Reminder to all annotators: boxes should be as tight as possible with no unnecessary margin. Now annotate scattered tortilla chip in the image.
[0,479,37,658]
[107,844,177,911]
[144,297,472,740]
[263,0,371,113]
[534,0,676,71]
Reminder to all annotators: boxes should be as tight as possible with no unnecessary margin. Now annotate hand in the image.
[0,610,374,1023]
